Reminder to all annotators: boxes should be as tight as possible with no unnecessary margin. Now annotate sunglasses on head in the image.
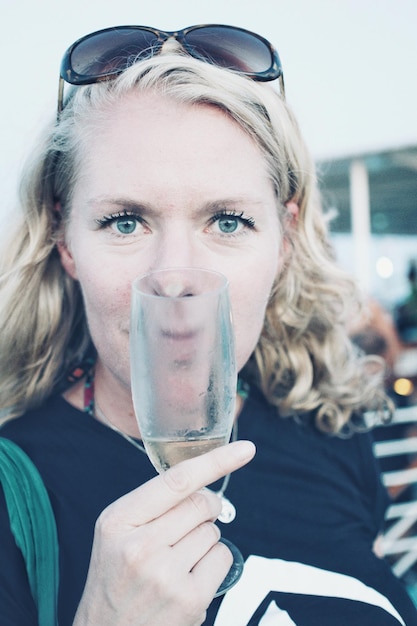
[58,24,285,113]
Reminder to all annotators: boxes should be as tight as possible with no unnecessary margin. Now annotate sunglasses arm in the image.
[57,77,65,117]
[278,75,285,99]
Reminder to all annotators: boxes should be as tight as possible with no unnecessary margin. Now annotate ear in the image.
[55,201,78,280]
[57,237,78,280]
[284,201,299,229]
[282,201,299,255]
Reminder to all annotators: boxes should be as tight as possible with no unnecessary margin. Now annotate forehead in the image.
[81,91,262,158]
[74,92,273,202]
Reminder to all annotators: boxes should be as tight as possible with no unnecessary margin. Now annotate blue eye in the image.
[218,216,239,233]
[210,211,255,235]
[115,216,137,234]
[96,211,142,235]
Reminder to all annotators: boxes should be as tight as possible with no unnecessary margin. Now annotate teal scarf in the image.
[0,438,59,626]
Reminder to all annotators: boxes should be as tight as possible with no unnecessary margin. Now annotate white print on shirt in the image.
[258,601,296,625]
[214,555,405,626]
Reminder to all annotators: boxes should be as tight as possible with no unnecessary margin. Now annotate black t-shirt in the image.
[1,389,416,625]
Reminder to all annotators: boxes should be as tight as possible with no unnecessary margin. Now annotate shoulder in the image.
[0,395,100,486]
[1,395,81,449]
[240,385,388,502]
[242,383,376,458]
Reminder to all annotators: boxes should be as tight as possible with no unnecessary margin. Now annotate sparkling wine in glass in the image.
[130,267,243,596]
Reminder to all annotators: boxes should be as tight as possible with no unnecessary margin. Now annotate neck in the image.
[63,358,141,439]
[93,359,141,438]
[64,358,248,440]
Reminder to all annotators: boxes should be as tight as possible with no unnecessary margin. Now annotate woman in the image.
[0,24,415,626]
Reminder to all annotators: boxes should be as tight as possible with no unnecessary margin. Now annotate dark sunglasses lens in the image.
[184,26,273,74]
[70,28,159,79]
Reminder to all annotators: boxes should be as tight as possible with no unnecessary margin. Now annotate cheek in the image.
[74,258,132,332]
[76,262,134,382]
[233,299,268,371]
[230,266,279,371]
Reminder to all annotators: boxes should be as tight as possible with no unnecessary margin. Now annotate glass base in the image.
[214,538,244,597]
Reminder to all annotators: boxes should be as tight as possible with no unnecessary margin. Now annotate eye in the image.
[210,211,255,235]
[114,216,137,235]
[95,211,143,235]
[218,216,240,234]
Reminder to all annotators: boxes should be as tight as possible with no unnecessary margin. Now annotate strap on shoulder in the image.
[0,437,59,626]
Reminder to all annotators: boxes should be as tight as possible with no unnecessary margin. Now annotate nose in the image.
[146,267,225,299]
[150,226,199,275]
[152,269,196,298]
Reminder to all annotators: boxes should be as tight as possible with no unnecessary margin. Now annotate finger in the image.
[109,440,255,527]
[153,488,222,547]
[171,521,221,573]
[189,539,234,599]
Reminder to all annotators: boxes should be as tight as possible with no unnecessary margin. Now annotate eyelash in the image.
[209,211,256,230]
[95,210,142,228]
[95,209,256,234]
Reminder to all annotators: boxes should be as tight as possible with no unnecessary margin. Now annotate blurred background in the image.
[1,0,416,377]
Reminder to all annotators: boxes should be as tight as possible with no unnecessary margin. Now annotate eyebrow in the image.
[87,197,151,213]
[86,196,266,216]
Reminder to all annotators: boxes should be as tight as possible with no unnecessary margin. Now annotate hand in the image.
[73,440,255,626]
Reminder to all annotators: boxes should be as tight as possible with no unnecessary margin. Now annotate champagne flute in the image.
[130,267,243,596]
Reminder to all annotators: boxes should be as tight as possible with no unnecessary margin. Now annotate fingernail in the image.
[229,440,256,461]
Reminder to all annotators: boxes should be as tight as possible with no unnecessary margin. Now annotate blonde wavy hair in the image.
[0,51,390,432]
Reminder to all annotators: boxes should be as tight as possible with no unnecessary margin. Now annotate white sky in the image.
[0,0,416,212]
